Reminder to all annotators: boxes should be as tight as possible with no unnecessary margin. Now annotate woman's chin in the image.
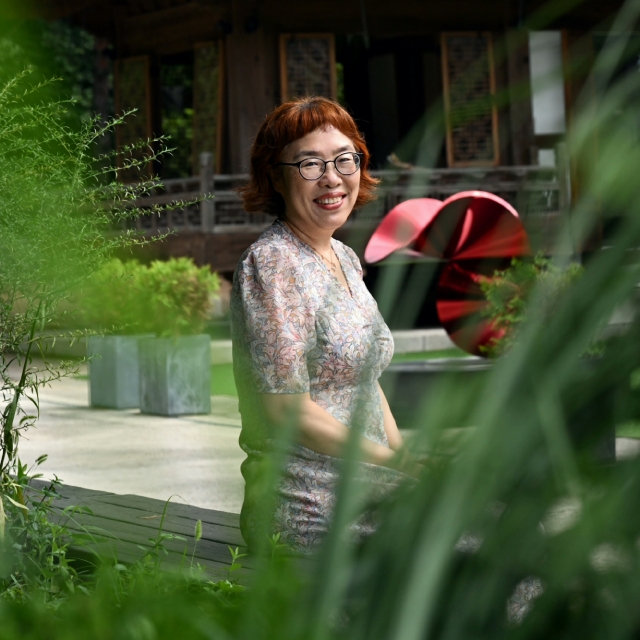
[313,207,352,229]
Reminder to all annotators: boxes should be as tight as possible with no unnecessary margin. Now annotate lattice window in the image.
[279,34,336,101]
[441,33,500,167]
[192,42,224,175]
[115,56,154,182]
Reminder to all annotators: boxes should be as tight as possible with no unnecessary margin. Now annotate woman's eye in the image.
[302,159,321,168]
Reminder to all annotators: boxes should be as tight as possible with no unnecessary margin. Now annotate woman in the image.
[231,96,419,554]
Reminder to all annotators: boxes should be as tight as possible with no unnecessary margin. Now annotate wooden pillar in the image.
[505,30,535,166]
[93,37,112,158]
[200,152,215,233]
[562,31,599,249]
[225,0,275,173]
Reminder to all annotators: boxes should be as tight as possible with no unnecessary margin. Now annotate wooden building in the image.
[30,0,628,276]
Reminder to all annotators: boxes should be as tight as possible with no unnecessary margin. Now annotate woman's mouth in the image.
[314,195,345,209]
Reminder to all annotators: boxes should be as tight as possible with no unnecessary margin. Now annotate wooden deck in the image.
[31,480,252,580]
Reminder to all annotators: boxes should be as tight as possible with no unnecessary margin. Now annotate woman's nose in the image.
[319,162,342,185]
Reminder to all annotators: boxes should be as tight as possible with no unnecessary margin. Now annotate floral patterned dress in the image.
[231,220,400,553]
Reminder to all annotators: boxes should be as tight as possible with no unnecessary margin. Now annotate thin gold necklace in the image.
[283,220,337,273]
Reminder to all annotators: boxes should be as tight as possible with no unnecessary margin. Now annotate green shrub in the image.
[479,254,585,357]
[77,257,220,337]
[0,67,190,606]
[74,259,146,334]
[138,257,220,337]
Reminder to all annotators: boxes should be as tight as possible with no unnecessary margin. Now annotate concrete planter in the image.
[139,335,211,416]
[381,357,616,464]
[380,357,491,430]
[88,335,152,409]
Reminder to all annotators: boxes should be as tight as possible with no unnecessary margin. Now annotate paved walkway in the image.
[15,362,640,517]
[18,365,245,514]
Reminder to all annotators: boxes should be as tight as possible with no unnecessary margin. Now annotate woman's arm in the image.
[377,382,404,452]
[261,392,404,471]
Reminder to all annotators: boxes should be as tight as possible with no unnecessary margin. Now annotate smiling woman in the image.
[231,97,423,554]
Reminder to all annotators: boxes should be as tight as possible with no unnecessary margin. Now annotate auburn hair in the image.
[240,96,379,217]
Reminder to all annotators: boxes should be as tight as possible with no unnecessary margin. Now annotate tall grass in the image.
[3,2,640,638]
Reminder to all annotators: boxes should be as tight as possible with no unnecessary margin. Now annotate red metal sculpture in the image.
[364,191,531,356]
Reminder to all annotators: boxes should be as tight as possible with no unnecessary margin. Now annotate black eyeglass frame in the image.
[274,152,364,181]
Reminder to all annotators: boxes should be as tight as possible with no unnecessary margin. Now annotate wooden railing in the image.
[131,152,568,235]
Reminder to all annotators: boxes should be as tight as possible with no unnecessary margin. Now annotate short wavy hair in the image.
[240,97,379,217]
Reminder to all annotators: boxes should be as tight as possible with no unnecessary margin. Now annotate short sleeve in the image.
[232,245,314,394]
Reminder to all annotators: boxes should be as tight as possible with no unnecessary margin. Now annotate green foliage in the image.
[72,259,146,335]
[77,257,220,337]
[0,67,196,606]
[138,258,219,337]
[0,68,178,477]
[0,568,246,640]
[0,19,99,124]
[5,5,640,639]
[161,62,194,178]
[161,108,194,178]
[0,461,83,605]
[479,254,585,357]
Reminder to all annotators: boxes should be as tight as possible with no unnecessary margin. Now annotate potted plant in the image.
[79,257,220,413]
[77,259,154,409]
[135,257,220,416]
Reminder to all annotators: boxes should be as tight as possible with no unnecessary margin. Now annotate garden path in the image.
[18,362,245,514]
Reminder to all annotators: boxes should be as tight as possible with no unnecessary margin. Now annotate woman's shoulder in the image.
[238,222,297,271]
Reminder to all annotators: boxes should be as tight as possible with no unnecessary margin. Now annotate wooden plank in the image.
[71,538,242,581]
[29,478,115,500]
[27,482,251,576]
[52,495,244,547]
[90,493,241,529]
[53,510,252,568]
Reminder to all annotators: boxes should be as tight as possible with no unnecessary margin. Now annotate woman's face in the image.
[272,126,360,235]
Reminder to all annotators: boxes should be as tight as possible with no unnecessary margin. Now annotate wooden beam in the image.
[505,30,535,166]
[225,0,277,173]
[121,1,222,55]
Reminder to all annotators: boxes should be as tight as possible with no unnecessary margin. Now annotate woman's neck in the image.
[282,218,333,253]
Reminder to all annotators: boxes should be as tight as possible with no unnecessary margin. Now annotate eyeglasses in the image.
[275,152,363,181]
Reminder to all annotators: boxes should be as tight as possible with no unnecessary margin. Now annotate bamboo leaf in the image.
[4,494,28,512]
[0,496,5,543]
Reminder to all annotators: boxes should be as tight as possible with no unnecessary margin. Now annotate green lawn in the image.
[211,362,238,396]
[391,347,469,362]
[617,421,640,439]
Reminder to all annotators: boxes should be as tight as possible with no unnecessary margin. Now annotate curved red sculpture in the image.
[364,191,531,356]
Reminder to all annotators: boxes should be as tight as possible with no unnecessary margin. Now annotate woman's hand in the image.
[260,392,418,473]
[386,448,425,479]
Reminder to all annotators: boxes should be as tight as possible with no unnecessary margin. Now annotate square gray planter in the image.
[139,335,211,416]
[88,335,152,409]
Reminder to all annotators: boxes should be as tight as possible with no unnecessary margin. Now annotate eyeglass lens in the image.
[299,153,360,179]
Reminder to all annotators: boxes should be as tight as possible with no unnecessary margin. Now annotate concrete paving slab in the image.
[616,437,640,460]
[16,368,245,514]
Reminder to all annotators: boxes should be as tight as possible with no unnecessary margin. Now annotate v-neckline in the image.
[278,220,354,299]
[328,240,353,298]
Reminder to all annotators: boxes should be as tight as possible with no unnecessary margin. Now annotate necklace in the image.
[282,220,337,273]
[318,248,337,273]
